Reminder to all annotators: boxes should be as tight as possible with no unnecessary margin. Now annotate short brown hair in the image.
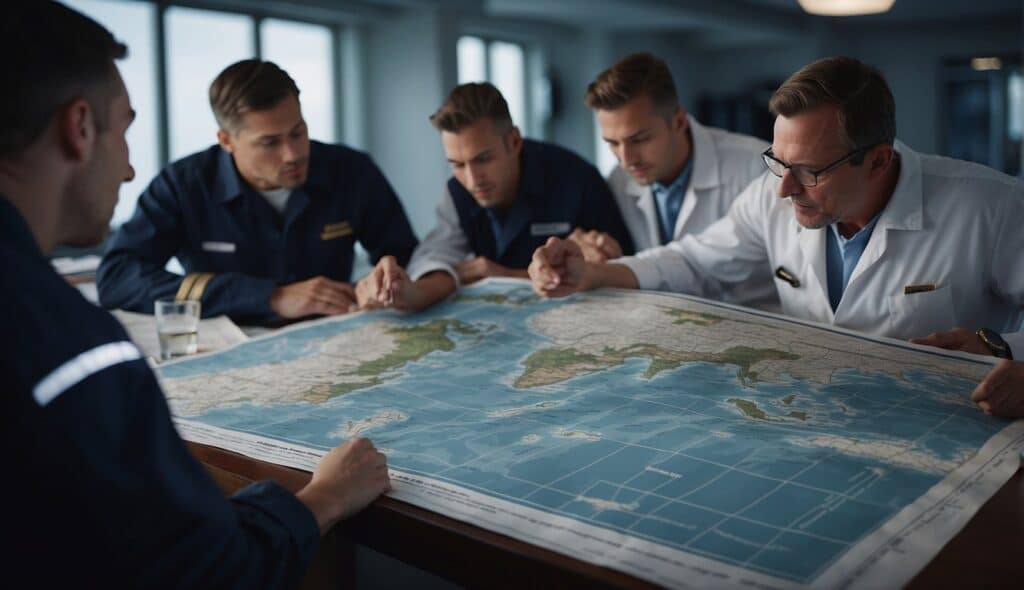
[584,52,678,114]
[1,1,126,159]
[430,82,513,133]
[209,59,300,131]
[769,56,896,149]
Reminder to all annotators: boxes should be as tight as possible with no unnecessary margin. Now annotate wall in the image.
[845,18,1021,153]
[660,17,1021,155]
[364,6,458,237]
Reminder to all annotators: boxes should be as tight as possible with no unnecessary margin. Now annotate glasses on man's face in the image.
[762,144,876,188]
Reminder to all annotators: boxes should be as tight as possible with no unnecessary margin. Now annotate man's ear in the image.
[673,106,689,134]
[57,98,95,163]
[216,128,234,153]
[868,144,895,179]
[507,126,523,155]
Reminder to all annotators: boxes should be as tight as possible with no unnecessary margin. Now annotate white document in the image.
[111,309,248,361]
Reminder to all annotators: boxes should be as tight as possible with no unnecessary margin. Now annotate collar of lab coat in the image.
[874,140,923,232]
[688,116,721,192]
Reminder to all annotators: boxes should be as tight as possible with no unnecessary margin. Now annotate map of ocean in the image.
[158,279,1018,588]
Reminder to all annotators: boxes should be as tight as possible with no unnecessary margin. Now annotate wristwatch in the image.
[976,328,1013,360]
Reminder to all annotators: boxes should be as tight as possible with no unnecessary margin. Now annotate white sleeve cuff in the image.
[612,256,663,291]
[408,259,460,288]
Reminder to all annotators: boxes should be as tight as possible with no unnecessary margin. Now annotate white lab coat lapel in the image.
[673,117,719,240]
[622,179,663,250]
[835,142,923,321]
[796,223,834,321]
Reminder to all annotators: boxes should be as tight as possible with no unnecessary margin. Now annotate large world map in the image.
[158,279,1024,589]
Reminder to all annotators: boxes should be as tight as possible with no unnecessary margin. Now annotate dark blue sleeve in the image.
[352,155,419,269]
[96,169,276,319]
[5,242,321,587]
[575,165,636,256]
[9,349,319,587]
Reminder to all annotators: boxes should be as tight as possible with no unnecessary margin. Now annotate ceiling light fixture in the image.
[797,0,896,16]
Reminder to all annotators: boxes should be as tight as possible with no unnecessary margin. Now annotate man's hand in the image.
[296,437,391,533]
[269,276,357,318]
[568,228,623,263]
[528,237,590,298]
[455,256,526,285]
[909,327,991,356]
[355,256,412,310]
[972,360,1024,418]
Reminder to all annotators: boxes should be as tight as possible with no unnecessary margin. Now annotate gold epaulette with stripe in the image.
[175,272,215,302]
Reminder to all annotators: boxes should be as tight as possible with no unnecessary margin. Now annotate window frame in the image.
[456,33,546,139]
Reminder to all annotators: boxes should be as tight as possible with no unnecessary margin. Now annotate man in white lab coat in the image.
[573,52,775,307]
[529,56,1024,356]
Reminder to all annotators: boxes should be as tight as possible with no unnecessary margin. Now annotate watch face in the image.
[977,328,1011,359]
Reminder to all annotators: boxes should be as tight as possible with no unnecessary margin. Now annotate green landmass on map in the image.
[514,343,799,388]
[727,398,767,420]
[304,319,480,401]
[726,398,809,422]
[660,307,724,327]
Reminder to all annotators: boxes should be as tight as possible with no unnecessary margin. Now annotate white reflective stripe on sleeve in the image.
[33,341,142,407]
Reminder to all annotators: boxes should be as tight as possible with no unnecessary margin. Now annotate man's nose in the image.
[778,169,803,199]
[622,143,638,165]
[282,138,302,163]
[467,164,486,187]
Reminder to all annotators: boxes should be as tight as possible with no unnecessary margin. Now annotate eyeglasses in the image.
[762,144,877,187]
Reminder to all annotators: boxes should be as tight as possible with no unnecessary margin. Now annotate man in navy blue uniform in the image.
[97,58,418,321]
[355,82,634,311]
[1,3,390,587]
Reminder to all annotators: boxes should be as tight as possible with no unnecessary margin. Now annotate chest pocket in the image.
[886,284,954,340]
[774,260,829,323]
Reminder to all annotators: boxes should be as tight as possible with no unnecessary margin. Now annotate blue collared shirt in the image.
[651,160,693,245]
[826,213,882,311]
[485,195,532,260]
[97,141,418,321]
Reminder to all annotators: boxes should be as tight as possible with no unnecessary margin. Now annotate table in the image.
[188,442,1024,589]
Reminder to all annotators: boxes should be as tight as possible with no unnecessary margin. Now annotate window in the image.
[489,42,526,132]
[457,36,487,85]
[166,7,255,161]
[457,35,531,135]
[261,19,337,143]
[594,119,619,177]
[64,0,160,226]
[941,55,1023,176]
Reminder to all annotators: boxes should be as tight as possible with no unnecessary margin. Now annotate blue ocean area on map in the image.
[160,281,1006,583]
